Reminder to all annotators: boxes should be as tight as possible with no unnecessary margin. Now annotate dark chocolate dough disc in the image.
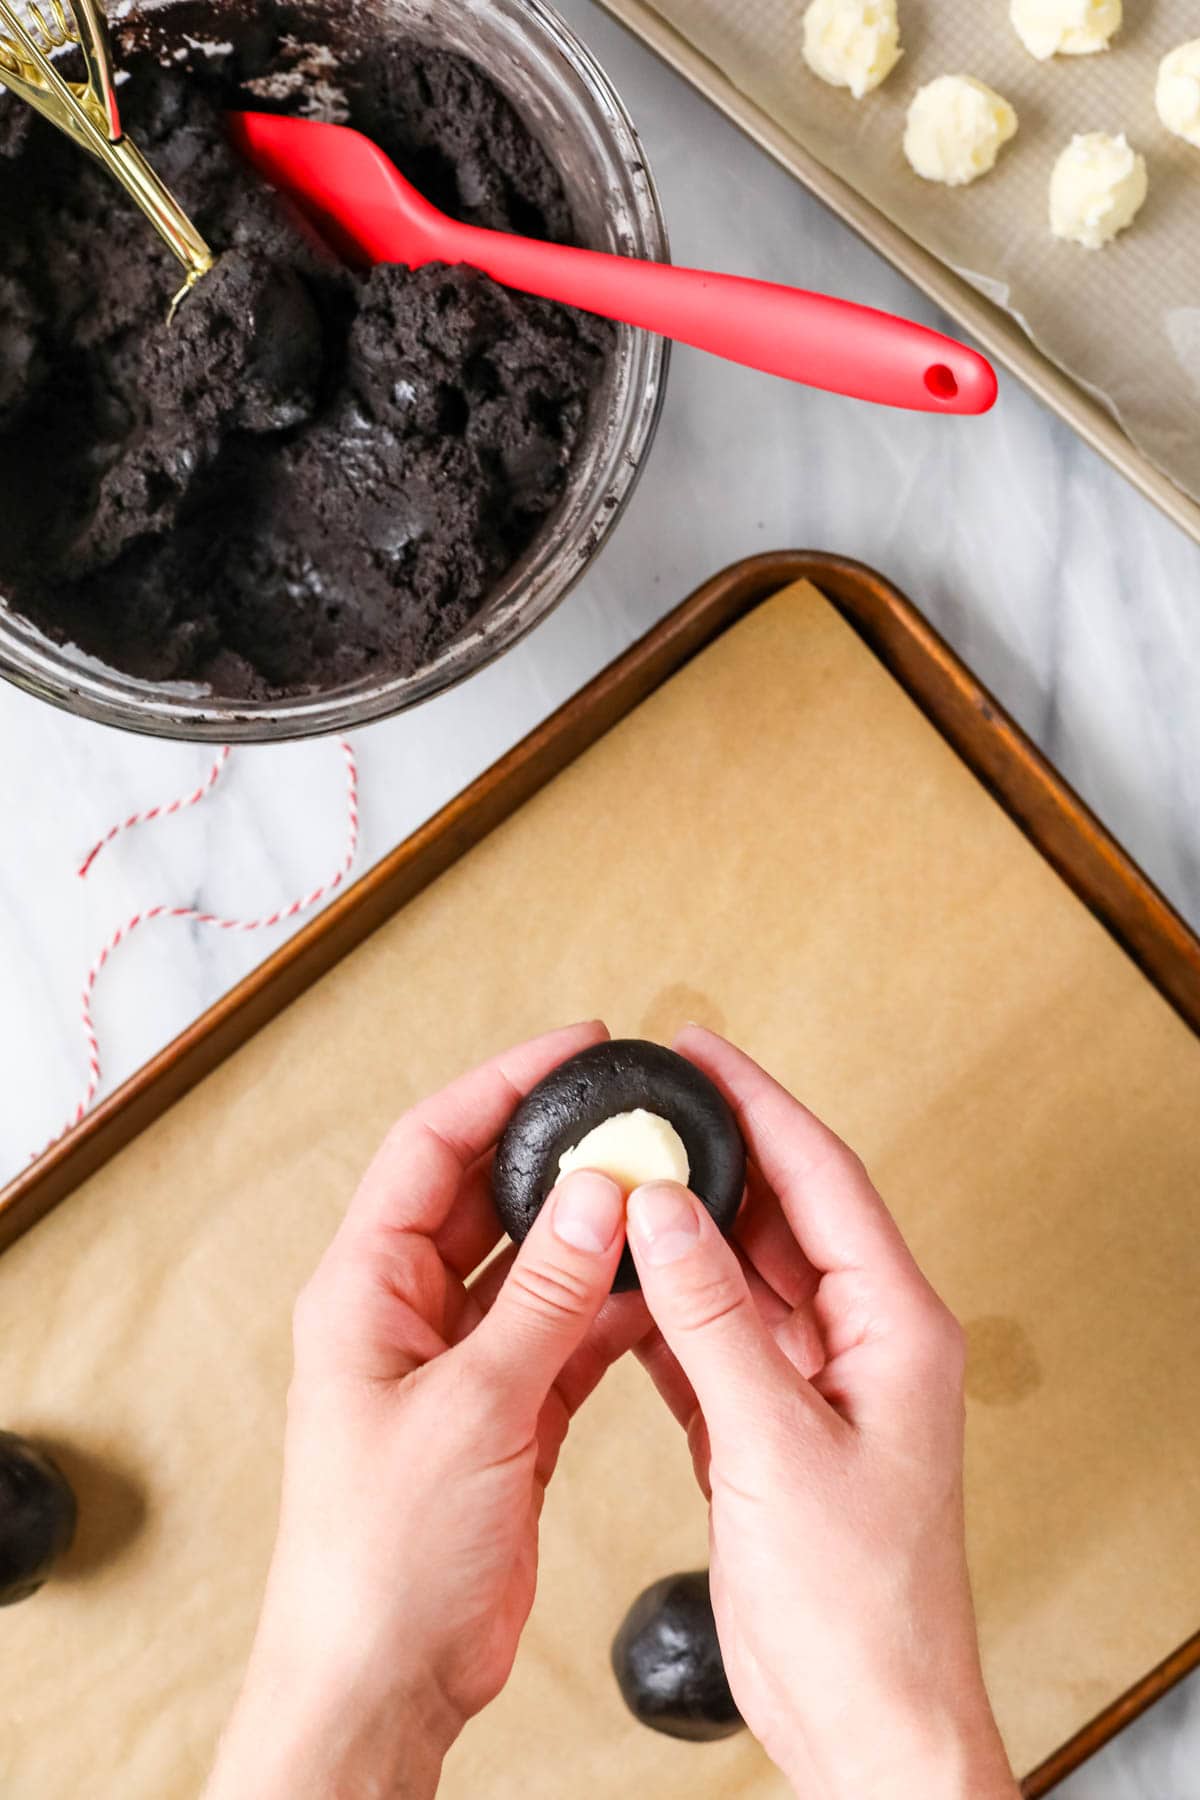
[492,1039,745,1291]
[0,1431,78,1606]
[611,1569,743,1742]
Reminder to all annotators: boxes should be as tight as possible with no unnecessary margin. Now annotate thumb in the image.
[626,1181,799,1451]
[468,1170,626,1421]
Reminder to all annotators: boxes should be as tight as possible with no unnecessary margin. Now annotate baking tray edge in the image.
[595,0,1200,553]
[3,547,1199,1789]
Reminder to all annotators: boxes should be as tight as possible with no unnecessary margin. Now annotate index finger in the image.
[342,1020,609,1247]
[674,1026,925,1292]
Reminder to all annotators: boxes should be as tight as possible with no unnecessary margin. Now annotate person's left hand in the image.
[205,1021,645,1800]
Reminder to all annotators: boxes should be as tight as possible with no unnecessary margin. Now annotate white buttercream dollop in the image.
[1010,0,1121,60]
[557,1110,690,1193]
[1156,40,1200,148]
[1049,132,1147,248]
[903,76,1018,186]
[802,0,902,100]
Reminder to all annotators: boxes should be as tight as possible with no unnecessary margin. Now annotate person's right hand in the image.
[626,1028,1018,1800]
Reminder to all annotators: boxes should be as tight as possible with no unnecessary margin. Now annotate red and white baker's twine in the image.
[75,745,233,878]
[38,738,359,1156]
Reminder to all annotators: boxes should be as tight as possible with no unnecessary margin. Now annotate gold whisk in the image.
[0,0,213,306]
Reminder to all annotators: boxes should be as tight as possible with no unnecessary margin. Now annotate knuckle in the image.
[686,1412,713,1499]
[289,1251,360,1363]
[506,1258,593,1324]
[454,1346,540,1451]
[379,1112,418,1158]
[941,1309,968,1380]
[913,1298,967,1381]
[290,1276,326,1353]
[446,1351,505,1427]
[840,1144,872,1187]
[808,1133,873,1194]
[670,1267,748,1337]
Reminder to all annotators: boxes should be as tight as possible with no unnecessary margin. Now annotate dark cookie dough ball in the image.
[493,1039,745,1292]
[611,1569,743,1742]
[0,1431,78,1606]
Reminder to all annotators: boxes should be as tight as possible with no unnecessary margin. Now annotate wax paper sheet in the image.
[636,0,1200,503]
[1,582,1198,1798]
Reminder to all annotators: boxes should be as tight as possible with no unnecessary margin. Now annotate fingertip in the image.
[627,1180,702,1268]
[671,1023,742,1081]
[567,1016,610,1041]
[551,1169,625,1257]
[523,1018,610,1066]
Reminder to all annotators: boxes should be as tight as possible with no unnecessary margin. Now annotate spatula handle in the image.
[449,222,996,414]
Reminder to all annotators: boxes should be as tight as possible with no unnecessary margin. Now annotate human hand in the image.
[205,1022,645,1800]
[628,1027,1018,1800]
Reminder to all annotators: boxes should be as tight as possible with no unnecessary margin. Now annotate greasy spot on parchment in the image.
[639,983,726,1045]
[965,1315,1042,1407]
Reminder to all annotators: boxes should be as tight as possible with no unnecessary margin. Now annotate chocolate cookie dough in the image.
[0,2,613,697]
[493,1040,746,1292]
[611,1569,744,1742]
[0,1431,78,1607]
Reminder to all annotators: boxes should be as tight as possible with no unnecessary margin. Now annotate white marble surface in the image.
[2,0,1199,1787]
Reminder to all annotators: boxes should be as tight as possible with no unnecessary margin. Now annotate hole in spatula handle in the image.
[924,363,959,401]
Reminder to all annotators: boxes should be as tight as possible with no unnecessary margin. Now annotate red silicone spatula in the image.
[230,111,997,415]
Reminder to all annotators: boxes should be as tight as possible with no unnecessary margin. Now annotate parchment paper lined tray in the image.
[597,0,1200,549]
[1,553,1198,1797]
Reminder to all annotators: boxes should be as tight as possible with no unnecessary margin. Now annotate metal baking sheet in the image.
[1,552,1199,1794]
[597,0,1200,551]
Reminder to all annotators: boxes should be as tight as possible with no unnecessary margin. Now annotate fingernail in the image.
[628,1182,700,1266]
[553,1171,623,1255]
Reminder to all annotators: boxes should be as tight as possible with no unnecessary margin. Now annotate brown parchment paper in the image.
[2,581,1199,1797]
[635,0,1200,505]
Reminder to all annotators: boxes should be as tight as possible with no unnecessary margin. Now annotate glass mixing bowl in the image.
[0,0,668,740]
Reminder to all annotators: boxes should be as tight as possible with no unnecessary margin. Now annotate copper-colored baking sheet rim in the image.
[595,0,1200,553]
[4,549,1199,1789]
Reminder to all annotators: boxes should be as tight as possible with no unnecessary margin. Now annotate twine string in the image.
[37,738,359,1156]
[76,745,233,877]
